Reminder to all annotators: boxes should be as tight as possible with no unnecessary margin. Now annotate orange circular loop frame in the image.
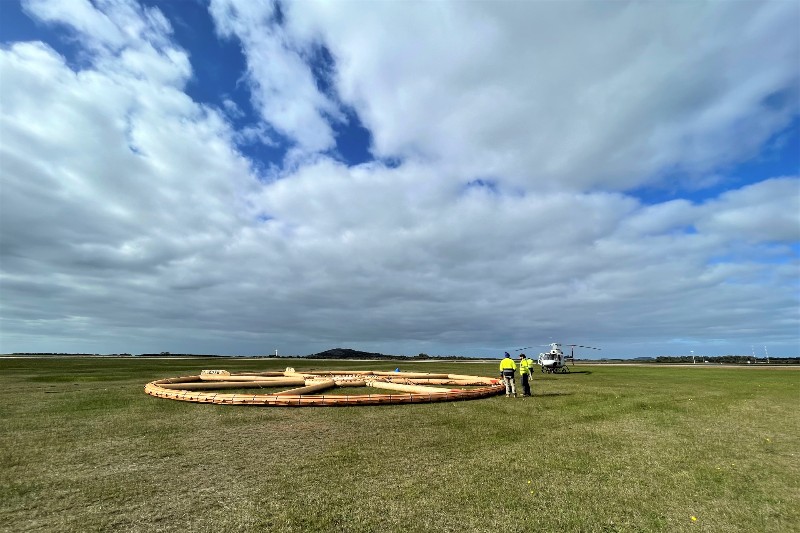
[145,369,505,406]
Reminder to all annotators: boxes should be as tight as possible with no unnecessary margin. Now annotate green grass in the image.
[0,358,797,532]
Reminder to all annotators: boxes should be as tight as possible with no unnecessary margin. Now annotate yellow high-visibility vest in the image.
[499,358,516,372]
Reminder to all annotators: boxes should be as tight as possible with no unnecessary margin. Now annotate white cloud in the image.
[278,0,799,191]
[24,0,175,55]
[1,2,263,351]
[221,97,243,118]
[244,157,797,353]
[209,0,342,154]
[697,178,800,243]
[22,0,130,51]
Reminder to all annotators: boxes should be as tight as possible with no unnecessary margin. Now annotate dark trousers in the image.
[521,372,531,396]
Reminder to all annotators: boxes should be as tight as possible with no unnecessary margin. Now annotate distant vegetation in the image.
[306,348,479,361]
[652,355,799,364]
[9,352,216,357]
[9,350,798,363]
[578,355,799,364]
[8,348,482,360]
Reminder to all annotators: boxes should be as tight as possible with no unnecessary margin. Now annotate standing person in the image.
[519,353,532,396]
[499,352,517,397]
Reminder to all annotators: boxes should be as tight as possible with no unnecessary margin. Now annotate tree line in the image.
[653,355,799,364]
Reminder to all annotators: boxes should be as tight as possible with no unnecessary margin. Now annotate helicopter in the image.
[513,343,600,373]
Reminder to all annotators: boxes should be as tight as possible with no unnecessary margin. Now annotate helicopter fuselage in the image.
[538,343,569,372]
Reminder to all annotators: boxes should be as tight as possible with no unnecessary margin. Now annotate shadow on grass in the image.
[532,392,574,397]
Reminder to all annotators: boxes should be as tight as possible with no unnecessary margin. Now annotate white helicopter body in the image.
[536,343,600,373]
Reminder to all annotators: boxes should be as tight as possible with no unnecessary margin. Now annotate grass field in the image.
[1,357,797,532]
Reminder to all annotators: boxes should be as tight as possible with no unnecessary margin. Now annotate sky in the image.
[1,0,798,358]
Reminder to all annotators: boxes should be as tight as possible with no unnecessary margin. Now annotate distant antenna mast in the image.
[764,346,769,364]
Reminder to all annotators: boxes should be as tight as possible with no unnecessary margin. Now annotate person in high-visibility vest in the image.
[499,352,517,397]
[519,353,533,396]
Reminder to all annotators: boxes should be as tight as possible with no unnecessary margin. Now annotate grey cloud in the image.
[697,178,800,242]
[1,1,797,358]
[282,0,799,191]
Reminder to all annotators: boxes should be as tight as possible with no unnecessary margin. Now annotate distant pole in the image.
[690,350,695,364]
[764,346,769,364]
[275,349,278,357]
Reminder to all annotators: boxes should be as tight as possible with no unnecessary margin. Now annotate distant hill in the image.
[306,348,483,361]
[306,348,397,360]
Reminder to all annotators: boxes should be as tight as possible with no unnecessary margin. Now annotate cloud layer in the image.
[266,0,797,190]
[1,0,798,356]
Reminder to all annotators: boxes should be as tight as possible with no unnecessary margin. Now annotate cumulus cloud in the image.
[1,0,798,356]
[209,0,343,154]
[697,178,800,243]
[2,0,261,348]
[246,158,797,352]
[279,0,799,191]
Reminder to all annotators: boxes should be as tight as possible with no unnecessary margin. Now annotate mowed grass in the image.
[0,358,797,532]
